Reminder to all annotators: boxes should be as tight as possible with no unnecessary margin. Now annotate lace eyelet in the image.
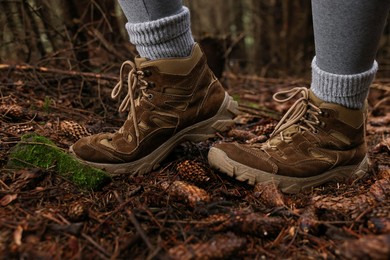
[320,110,329,118]
[147,94,154,99]
[143,70,152,77]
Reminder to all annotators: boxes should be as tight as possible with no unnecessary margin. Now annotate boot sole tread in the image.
[208,146,368,194]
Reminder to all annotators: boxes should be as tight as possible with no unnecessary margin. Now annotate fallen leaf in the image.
[13,225,23,246]
[0,194,18,206]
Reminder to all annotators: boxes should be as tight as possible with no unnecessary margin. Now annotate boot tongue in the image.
[134,57,149,68]
[308,90,324,107]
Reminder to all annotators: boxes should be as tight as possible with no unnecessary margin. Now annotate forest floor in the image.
[0,66,389,259]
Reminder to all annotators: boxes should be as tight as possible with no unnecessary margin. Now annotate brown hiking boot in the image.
[70,44,239,175]
[208,87,368,194]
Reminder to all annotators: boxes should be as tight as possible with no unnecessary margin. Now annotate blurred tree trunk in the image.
[0,0,388,77]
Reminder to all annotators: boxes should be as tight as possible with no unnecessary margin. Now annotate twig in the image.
[92,186,143,232]
[0,179,11,190]
[224,33,245,59]
[0,64,119,82]
[82,233,111,259]
[126,209,155,252]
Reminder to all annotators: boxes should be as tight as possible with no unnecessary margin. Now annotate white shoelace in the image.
[270,87,322,143]
[111,61,149,145]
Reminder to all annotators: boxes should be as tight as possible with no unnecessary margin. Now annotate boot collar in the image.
[134,43,203,75]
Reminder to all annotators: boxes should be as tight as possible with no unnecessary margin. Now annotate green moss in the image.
[7,133,111,190]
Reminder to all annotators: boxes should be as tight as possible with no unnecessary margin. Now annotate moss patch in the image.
[7,133,111,190]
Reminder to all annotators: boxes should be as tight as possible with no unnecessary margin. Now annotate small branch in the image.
[0,64,119,82]
[126,209,155,252]
[82,233,111,259]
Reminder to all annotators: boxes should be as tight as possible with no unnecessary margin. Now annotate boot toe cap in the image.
[213,143,276,174]
[70,135,122,164]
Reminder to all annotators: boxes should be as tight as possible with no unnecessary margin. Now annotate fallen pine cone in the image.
[254,122,277,136]
[161,180,210,208]
[7,124,34,135]
[67,201,88,222]
[0,104,24,120]
[253,181,285,208]
[372,137,390,154]
[367,201,390,219]
[227,129,257,141]
[335,234,390,260]
[312,169,390,218]
[168,233,245,260]
[368,218,390,234]
[195,213,230,229]
[176,160,210,185]
[197,210,286,238]
[298,206,319,234]
[366,198,390,234]
[60,120,92,140]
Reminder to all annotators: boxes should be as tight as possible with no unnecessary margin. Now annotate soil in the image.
[0,66,389,259]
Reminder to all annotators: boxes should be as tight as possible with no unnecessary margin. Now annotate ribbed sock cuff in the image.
[125,7,194,60]
[311,57,378,109]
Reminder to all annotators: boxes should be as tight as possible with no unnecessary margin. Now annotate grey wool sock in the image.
[311,57,378,109]
[124,6,194,60]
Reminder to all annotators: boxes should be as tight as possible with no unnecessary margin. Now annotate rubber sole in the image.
[208,147,368,194]
[71,92,239,175]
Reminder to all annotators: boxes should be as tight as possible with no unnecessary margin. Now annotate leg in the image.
[311,0,390,109]
[208,1,390,193]
[119,0,183,23]
[70,1,239,174]
[312,0,390,74]
[118,0,194,60]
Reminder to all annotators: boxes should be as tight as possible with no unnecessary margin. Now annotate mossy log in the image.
[7,133,111,190]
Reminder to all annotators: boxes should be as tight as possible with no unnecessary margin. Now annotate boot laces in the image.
[269,87,322,145]
[111,61,149,145]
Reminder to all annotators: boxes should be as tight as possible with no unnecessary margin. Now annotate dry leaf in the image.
[13,225,23,246]
[0,194,18,206]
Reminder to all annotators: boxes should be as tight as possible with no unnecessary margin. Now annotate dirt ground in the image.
[0,66,389,259]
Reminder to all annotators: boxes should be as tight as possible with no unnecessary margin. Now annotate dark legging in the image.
[312,0,390,75]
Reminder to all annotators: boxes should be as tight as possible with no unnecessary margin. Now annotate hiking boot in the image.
[70,44,239,175]
[208,87,368,194]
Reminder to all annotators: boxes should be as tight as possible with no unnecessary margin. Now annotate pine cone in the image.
[298,206,319,234]
[7,124,34,134]
[213,211,285,237]
[168,233,245,260]
[368,202,390,219]
[313,170,390,218]
[368,218,390,234]
[60,120,91,140]
[161,180,210,207]
[195,213,230,229]
[253,181,285,208]
[336,234,390,259]
[254,121,277,136]
[367,200,390,234]
[0,104,24,119]
[196,210,285,238]
[176,160,210,185]
[67,201,88,221]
